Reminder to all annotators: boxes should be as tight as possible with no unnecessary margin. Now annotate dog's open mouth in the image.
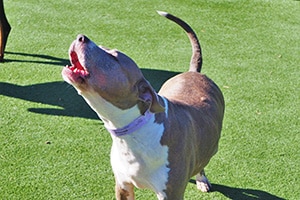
[65,51,90,83]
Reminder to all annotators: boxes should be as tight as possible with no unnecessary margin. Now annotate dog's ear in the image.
[137,79,165,114]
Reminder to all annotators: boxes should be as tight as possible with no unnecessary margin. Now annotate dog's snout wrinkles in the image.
[77,34,89,43]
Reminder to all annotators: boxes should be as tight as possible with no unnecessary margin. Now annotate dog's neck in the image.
[81,91,144,129]
[105,109,153,136]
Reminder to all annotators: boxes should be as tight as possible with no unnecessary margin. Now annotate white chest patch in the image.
[110,114,169,197]
[79,89,170,197]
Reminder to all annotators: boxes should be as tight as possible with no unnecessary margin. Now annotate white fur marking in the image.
[80,89,141,128]
[80,89,170,197]
[111,103,170,197]
[196,174,212,192]
[161,96,168,118]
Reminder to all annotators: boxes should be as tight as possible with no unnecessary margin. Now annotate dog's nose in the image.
[77,34,89,43]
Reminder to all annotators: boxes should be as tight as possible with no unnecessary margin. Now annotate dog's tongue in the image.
[70,51,85,71]
[67,52,90,77]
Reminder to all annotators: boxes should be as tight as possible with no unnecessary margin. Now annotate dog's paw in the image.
[196,174,212,192]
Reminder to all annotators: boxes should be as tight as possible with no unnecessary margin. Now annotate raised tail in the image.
[157,11,202,73]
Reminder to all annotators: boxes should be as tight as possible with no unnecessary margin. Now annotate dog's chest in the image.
[110,118,169,192]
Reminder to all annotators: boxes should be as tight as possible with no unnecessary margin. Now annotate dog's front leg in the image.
[115,182,135,200]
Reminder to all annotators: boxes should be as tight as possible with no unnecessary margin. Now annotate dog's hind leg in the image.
[196,170,212,192]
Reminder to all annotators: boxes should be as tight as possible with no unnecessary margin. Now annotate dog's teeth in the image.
[82,70,89,76]
[68,65,75,71]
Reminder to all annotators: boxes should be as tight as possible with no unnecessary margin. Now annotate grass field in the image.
[1,0,299,199]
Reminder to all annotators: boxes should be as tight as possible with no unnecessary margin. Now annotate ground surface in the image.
[1,0,299,199]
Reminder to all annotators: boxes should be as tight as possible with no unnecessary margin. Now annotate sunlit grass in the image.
[1,0,299,199]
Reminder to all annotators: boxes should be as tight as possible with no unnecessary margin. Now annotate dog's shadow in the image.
[3,51,69,66]
[0,69,176,119]
[189,180,285,200]
[0,51,178,119]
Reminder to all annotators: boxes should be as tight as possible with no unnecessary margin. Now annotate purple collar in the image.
[104,110,153,137]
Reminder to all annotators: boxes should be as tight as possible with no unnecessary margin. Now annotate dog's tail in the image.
[157,11,202,73]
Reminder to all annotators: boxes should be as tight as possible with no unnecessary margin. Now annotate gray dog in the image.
[62,11,225,200]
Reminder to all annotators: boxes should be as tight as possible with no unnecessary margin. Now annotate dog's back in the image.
[157,12,225,195]
[158,10,224,141]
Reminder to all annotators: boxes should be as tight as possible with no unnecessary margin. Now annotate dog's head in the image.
[62,35,164,115]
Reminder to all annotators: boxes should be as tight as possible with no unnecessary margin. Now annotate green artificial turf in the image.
[1,0,299,199]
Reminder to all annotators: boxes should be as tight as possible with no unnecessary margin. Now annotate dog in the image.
[62,11,224,200]
[0,0,11,61]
